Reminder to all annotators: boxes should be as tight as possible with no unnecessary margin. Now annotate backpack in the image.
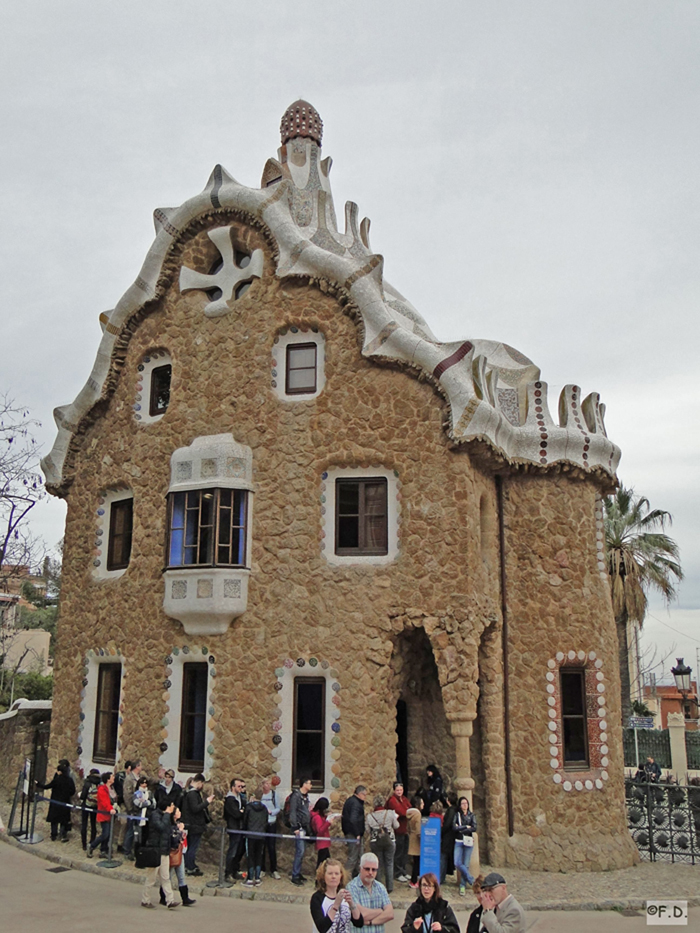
[85,780,99,809]
[283,793,293,828]
[369,810,393,849]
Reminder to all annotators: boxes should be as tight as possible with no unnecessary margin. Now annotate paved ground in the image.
[1,837,699,932]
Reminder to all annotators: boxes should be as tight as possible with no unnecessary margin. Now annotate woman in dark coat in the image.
[37,762,76,841]
[440,794,458,882]
[401,872,460,933]
[424,765,445,811]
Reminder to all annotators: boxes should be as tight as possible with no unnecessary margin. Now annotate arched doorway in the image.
[391,627,456,795]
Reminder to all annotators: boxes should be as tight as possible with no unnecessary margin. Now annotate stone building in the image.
[41,101,638,871]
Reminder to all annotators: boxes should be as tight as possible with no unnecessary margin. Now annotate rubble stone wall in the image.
[502,474,639,870]
[47,215,636,870]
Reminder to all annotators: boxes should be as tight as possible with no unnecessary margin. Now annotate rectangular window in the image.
[167,489,247,568]
[561,669,589,769]
[93,664,121,763]
[293,678,325,788]
[286,343,317,395]
[107,498,133,571]
[149,364,172,416]
[335,478,388,555]
[179,662,208,771]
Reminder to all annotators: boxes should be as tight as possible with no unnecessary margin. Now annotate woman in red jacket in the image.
[87,772,116,858]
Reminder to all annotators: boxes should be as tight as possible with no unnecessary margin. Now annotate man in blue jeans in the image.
[289,776,312,885]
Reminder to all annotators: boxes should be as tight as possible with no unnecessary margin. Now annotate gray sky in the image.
[2,1,698,682]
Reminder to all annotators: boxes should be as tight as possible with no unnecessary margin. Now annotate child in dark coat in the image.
[242,787,270,885]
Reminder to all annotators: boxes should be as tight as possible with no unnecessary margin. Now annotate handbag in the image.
[169,843,183,867]
[134,845,161,868]
[463,835,474,847]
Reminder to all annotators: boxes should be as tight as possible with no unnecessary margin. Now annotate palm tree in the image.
[604,486,683,725]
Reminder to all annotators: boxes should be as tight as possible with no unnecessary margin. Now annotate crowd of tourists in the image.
[36,759,526,928]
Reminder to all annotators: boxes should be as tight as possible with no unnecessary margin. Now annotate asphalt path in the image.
[1,840,698,932]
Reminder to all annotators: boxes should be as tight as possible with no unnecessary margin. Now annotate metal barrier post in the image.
[7,770,23,836]
[97,812,122,869]
[206,825,233,889]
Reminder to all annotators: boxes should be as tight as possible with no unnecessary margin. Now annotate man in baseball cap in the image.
[479,872,526,932]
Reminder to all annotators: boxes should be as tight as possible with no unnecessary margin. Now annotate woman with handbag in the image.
[453,796,477,896]
[164,807,196,906]
[141,800,180,909]
[366,795,399,894]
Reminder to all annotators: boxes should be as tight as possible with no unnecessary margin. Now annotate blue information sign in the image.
[419,816,441,878]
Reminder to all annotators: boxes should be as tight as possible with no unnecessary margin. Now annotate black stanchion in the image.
[206,825,234,889]
[16,790,43,844]
[96,813,122,869]
[7,770,23,836]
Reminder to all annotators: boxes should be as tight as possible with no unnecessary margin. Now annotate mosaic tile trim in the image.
[134,348,170,424]
[546,650,610,792]
[594,496,608,581]
[77,648,125,773]
[92,488,132,578]
[272,655,340,792]
[161,646,217,775]
[43,104,621,492]
[319,466,401,565]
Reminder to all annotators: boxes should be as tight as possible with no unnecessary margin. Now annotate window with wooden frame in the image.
[149,364,172,416]
[107,498,133,571]
[93,664,122,763]
[293,678,325,788]
[285,342,318,395]
[179,662,208,771]
[167,488,247,568]
[561,669,589,769]
[335,478,388,556]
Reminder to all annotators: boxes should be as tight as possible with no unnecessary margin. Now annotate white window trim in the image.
[77,651,125,775]
[135,349,172,425]
[321,466,400,566]
[92,489,133,581]
[272,329,326,401]
[159,648,215,781]
[273,659,340,800]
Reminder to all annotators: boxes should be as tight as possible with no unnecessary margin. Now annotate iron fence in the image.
[625,779,700,864]
[686,731,700,770]
[623,728,672,768]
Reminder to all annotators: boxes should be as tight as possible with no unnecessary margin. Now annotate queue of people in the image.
[37,757,527,929]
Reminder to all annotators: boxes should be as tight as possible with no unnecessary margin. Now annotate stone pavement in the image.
[2,811,699,913]
[1,837,699,933]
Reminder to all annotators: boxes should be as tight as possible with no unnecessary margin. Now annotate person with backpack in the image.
[289,776,313,886]
[366,795,399,894]
[80,768,101,851]
[260,777,281,879]
[112,760,131,852]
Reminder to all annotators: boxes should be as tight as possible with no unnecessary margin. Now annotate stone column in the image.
[450,717,480,877]
[667,712,688,782]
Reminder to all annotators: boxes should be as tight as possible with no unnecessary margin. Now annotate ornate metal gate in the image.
[626,779,700,864]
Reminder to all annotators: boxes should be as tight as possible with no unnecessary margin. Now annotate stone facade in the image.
[41,102,637,871]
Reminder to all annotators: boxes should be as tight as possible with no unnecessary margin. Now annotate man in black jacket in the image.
[224,777,247,882]
[342,785,367,878]
[289,776,312,885]
[181,773,213,877]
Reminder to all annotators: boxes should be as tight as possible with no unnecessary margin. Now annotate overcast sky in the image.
[2,1,698,683]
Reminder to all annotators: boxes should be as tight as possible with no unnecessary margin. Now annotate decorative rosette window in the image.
[163,434,253,635]
[546,650,610,793]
